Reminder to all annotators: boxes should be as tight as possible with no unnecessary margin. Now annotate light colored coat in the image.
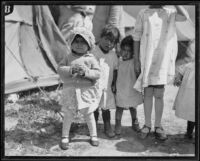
[57,53,102,115]
[174,61,195,122]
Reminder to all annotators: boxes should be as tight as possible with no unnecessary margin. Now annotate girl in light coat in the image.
[173,39,195,139]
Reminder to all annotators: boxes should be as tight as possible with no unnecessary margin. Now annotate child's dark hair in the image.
[120,35,134,51]
[100,24,120,44]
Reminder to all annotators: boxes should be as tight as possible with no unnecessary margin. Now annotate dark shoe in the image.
[154,127,168,141]
[138,125,151,139]
[132,119,140,132]
[59,137,69,150]
[115,120,121,135]
[102,110,115,138]
[104,122,115,138]
[90,136,99,146]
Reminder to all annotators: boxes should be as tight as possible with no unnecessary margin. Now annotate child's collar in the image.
[71,50,86,57]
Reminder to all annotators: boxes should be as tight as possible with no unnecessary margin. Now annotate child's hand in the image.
[173,73,183,86]
[134,59,141,78]
[71,64,86,77]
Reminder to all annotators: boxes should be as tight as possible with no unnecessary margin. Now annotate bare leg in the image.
[154,87,165,128]
[143,87,154,128]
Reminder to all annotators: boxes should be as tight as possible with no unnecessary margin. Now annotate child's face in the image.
[121,45,133,60]
[99,36,116,53]
[71,35,89,54]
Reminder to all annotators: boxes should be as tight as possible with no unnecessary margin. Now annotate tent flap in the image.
[5,5,67,94]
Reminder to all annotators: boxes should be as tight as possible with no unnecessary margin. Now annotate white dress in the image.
[174,62,195,122]
[116,59,143,108]
[93,46,119,110]
[133,8,179,92]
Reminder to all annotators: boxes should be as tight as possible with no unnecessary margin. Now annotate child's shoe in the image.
[104,121,115,138]
[90,136,99,146]
[138,125,151,139]
[132,118,140,132]
[59,137,69,150]
[154,126,168,141]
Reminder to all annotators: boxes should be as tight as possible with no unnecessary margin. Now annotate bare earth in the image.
[4,85,195,157]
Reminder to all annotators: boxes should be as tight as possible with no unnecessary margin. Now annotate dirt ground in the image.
[4,85,195,157]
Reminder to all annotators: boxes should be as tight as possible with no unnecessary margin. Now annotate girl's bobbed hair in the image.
[120,35,134,51]
[100,24,120,44]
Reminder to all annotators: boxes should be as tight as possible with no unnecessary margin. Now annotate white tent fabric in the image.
[123,11,136,28]
[5,5,67,94]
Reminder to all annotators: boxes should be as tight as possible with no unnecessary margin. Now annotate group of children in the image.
[57,5,195,150]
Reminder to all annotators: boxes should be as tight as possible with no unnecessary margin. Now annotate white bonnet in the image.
[67,27,95,51]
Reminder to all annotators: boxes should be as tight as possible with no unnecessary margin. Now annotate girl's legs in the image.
[143,87,153,128]
[115,106,123,135]
[154,86,165,128]
[94,109,99,123]
[102,109,115,138]
[85,112,97,137]
[138,87,153,139]
[85,112,99,146]
[60,109,74,150]
[129,107,140,132]
[186,121,195,139]
[153,85,167,140]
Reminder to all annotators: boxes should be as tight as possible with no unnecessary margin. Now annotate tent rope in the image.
[5,44,27,70]
[6,44,63,119]
[35,83,64,119]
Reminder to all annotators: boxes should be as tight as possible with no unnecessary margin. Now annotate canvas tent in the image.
[5,5,68,94]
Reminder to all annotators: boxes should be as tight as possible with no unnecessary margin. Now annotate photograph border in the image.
[1,1,200,161]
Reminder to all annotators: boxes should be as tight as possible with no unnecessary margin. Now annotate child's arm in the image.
[133,41,141,78]
[132,10,144,78]
[111,69,118,94]
[57,56,72,79]
[83,57,101,81]
[174,5,190,22]
[173,62,189,86]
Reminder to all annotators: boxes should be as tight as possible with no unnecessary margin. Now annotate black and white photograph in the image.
[2,1,199,159]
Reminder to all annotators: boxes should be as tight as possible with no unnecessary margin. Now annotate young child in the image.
[115,35,143,136]
[57,27,102,150]
[173,39,195,139]
[133,5,189,141]
[93,24,120,138]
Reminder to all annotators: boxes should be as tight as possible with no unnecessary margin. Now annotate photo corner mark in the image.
[4,4,14,16]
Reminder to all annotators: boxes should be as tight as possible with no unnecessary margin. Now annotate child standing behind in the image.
[133,5,189,141]
[115,35,143,136]
[57,27,102,150]
[174,61,195,139]
[173,39,195,139]
[93,24,120,138]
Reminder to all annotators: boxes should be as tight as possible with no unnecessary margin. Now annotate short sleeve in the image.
[132,9,144,41]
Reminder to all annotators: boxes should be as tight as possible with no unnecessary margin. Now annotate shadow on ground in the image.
[115,126,195,155]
